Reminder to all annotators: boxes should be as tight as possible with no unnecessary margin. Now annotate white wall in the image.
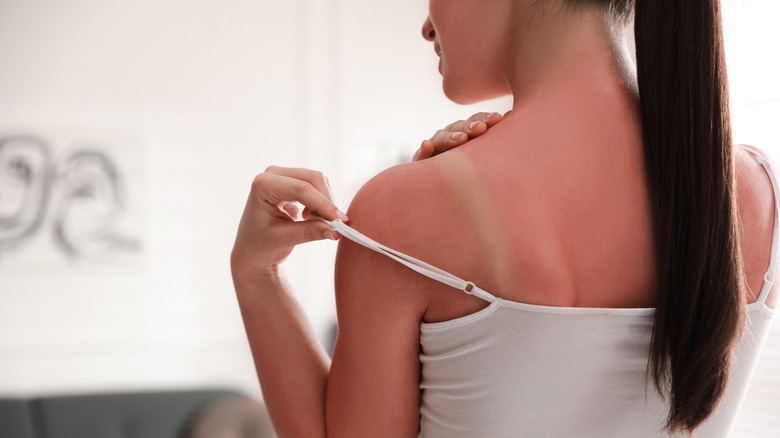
[0,0,498,399]
[0,0,303,397]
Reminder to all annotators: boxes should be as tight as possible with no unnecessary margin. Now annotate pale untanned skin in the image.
[232,1,778,437]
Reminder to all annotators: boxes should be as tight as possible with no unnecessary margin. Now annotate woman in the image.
[231,0,778,436]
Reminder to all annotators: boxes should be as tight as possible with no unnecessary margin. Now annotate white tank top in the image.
[318,146,778,437]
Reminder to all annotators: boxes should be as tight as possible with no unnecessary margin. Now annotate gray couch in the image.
[0,389,276,438]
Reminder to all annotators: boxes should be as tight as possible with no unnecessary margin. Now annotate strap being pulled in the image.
[315,217,497,303]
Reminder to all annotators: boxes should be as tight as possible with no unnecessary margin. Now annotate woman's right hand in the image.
[230,166,348,282]
[412,111,508,161]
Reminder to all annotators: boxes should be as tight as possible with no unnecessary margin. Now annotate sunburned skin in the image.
[361,64,776,324]
[418,74,658,321]
[735,144,778,308]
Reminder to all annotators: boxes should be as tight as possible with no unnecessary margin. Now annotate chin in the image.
[443,89,480,105]
[442,77,510,105]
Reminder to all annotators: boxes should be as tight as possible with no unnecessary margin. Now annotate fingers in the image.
[232,166,346,274]
[276,218,341,246]
[484,111,504,128]
[264,166,334,203]
[415,112,503,161]
[424,129,468,158]
[413,140,435,161]
[253,168,348,222]
[447,112,503,134]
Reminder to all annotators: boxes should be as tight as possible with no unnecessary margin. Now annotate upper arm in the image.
[325,165,429,437]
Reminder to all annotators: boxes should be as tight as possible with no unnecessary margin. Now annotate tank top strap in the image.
[740,145,780,306]
[316,217,498,303]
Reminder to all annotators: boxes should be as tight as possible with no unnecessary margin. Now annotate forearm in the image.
[233,263,330,438]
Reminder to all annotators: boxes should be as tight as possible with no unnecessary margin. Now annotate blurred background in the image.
[0,0,777,436]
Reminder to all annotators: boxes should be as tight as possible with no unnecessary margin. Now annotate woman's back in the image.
[337,72,778,434]
[340,121,778,436]
[423,75,657,320]
[352,79,776,325]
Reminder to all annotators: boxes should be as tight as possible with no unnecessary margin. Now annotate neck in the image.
[503,5,638,115]
[477,10,643,160]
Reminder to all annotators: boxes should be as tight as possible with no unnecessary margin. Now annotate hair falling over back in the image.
[553,0,743,434]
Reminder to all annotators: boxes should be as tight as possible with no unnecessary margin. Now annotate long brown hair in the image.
[547,0,743,433]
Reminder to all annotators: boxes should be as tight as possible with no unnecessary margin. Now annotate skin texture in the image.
[232,1,778,437]
[735,145,778,309]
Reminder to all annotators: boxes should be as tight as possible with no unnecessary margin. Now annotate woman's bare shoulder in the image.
[334,157,473,321]
[337,153,498,321]
[735,144,778,308]
[343,158,450,243]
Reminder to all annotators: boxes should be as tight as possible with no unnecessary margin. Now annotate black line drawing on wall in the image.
[0,135,52,253]
[0,134,141,263]
[52,149,141,262]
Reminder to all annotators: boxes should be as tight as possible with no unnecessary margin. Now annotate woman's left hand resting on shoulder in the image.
[231,113,500,437]
[412,110,506,161]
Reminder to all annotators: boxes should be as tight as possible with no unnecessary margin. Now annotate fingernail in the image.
[322,230,337,240]
[451,132,461,140]
[487,112,499,119]
[413,149,420,161]
[469,121,479,130]
[336,209,349,222]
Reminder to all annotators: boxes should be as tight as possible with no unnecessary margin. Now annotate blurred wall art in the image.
[0,131,142,266]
